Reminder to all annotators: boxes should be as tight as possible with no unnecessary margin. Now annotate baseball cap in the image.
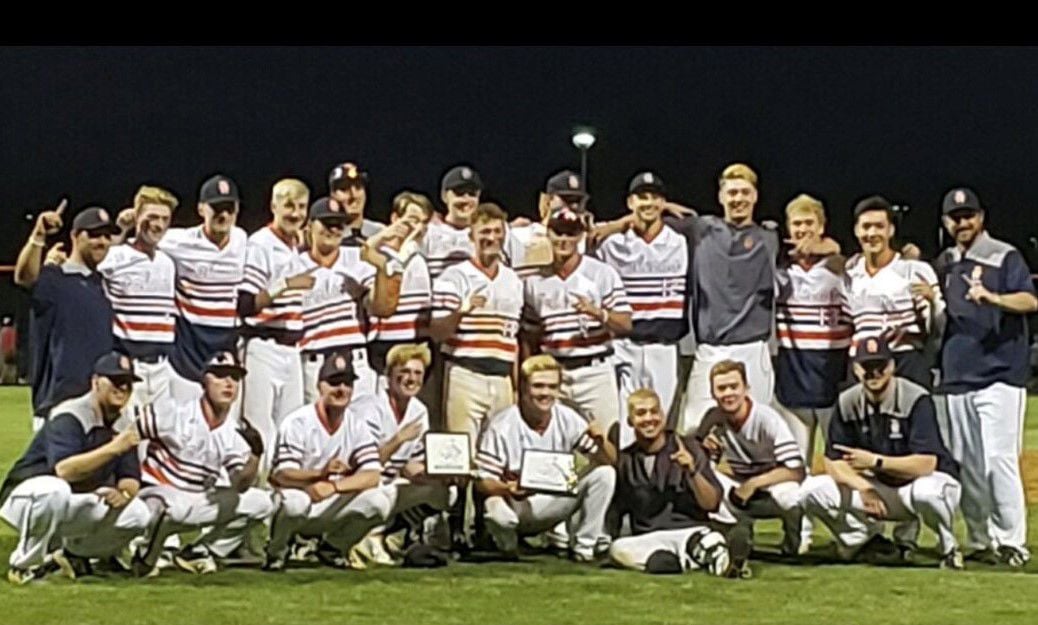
[93,351,142,382]
[203,351,247,378]
[199,174,240,205]
[628,171,666,196]
[852,195,893,220]
[545,170,587,198]
[942,187,983,216]
[441,165,483,195]
[852,336,894,365]
[308,197,348,224]
[319,352,358,384]
[72,207,120,235]
[328,162,368,189]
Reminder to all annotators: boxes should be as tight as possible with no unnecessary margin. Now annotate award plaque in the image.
[519,450,578,495]
[424,432,471,476]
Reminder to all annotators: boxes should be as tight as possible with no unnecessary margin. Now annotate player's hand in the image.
[571,294,604,321]
[506,480,530,501]
[113,426,141,454]
[34,198,67,237]
[285,266,319,291]
[669,437,696,472]
[116,207,136,232]
[460,286,488,314]
[860,487,888,519]
[585,421,606,442]
[900,243,922,260]
[323,458,350,477]
[237,419,265,457]
[701,432,724,457]
[964,278,999,306]
[306,480,338,503]
[44,242,67,266]
[833,444,880,472]
[662,202,696,218]
[95,486,131,509]
[396,420,424,445]
[733,481,758,504]
[910,281,936,303]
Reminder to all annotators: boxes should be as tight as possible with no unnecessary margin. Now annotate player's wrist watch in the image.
[873,456,884,470]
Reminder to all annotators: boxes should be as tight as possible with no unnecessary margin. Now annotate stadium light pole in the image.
[571,127,597,192]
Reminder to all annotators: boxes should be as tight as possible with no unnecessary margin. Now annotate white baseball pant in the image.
[609,525,729,574]
[712,472,808,553]
[242,338,305,469]
[267,487,392,559]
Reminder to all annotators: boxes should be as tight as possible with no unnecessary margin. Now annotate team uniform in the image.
[266,400,390,560]
[694,400,808,552]
[135,398,273,562]
[238,226,308,458]
[432,260,524,446]
[800,377,962,559]
[844,253,945,389]
[160,226,247,401]
[476,403,615,559]
[596,225,689,444]
[0,393,150,572]
[673,216,779,433]
[366,246,433,374]
[936,231,1033,559]
[522,256,631,431]
[98,243,178,416]
[422,221,474,281]
[608,432,731,574]
[298,248,377,401]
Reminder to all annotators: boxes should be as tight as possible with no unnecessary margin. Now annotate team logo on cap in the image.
[461,167,472,180]
[345,164,358,179]
[568,175,579,190]
[119,355,130,370]
[329,198,341,211]
[214,351,235,365]
[643,173,654,184]
[98,209,110,222]
[954,190,966,204]
[866,338,878,353]
[218,180,230,195]
[335,356,346,370]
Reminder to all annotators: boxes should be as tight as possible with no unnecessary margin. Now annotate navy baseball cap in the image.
[852,195,894,220]
[852,336,894,365]
[319,352,358,384]
[628,171,666,196]
[72,207,120,235]
[942,187,983,216]
[441,165,483,194]
[545,170,587,198]
[308,197,348,224]
[329,162,368,189]
[204,351,247,378]
[199,174,240,204]
[93,352,142,382]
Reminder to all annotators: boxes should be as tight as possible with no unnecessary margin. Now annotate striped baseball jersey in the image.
[476,403,598,481]
[432,259,523,376]
[521,256,630,359]
[271,400,382,477]
[844,253,944,353]
[240,226,308,339]
[97,243,177,360]
[355,389,428,483]
[595,225,689,343]
[367,246,432,346]
[160,226,247,381]
[774,258,852,408]
[137,398,251,492]
[694,400,803,480]
[299,248,375,355]
[421,221,473,280]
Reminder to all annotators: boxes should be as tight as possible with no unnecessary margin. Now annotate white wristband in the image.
[269,277,288,298]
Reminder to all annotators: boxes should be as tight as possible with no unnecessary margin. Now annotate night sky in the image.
[3,45,1037,283]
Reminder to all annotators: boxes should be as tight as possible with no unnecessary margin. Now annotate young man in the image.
[422,165,483,280]
[505,169,591,278]
[328,162,383,248]
[475,355,616,562]
[935,187,1037,567]
[0,353,149,584]
[800,336,964,569]
[131,351,272,577]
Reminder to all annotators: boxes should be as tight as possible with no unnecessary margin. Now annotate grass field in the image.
[1,387,1037,625]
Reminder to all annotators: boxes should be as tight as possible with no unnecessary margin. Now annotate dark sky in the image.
[3,46,1038,267]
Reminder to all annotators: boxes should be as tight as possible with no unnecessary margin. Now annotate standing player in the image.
[521,205,632,432]
[0,353,149,584]
[131,351,272,576]
[694,360,808,556]
[475,355,616,562]
[505,170,590,278]
[800,336,963,569]
[160,174,248,402]
[98,186,180,416]
[237,179,313,461]
[935,187,1036,567]
[328,162,383,248]
[595,173,689,444]
[422,165,483,280]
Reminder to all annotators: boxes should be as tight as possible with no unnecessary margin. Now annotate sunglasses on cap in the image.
[323,375,355,388]
[104,375,135,390]
[208,201,238,215]
[450,187,480,198]
[83,229,116,240]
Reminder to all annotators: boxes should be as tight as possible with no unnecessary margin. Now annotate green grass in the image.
[1,386,1037,625]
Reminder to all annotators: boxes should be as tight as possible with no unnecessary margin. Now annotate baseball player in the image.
[844,195,945,389]
[264,353,388,571]
[237,179,313,464]
[608,388,751,578]
[521,205,632,432]
[15,204,119,429]
[160,174,248,403]
[97,186,180,418]
[505,170,590,278]
[0,352,149,584]
[328,162,384,248]
[694,360,808,556]
[934,187,1037,567]
[594,173,689,446]
[800,336,964,569]
[422,165,483,281]
[131,351,272,577]
[475,355,616,562]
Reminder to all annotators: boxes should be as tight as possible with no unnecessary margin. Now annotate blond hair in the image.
[133,185,178,213]
[272,178,309,203]
[785,193,826,226]
[718,163,758,188]
[709,359,747,385]
[473,202,508,226]
[626,388,662,415]
[392,191,435,219]
[520,354,561,382]
[386,343,432,372]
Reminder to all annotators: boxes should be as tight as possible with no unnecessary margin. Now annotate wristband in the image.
[599,308,609,324]
[30,237,45,248]
[269,277,288,298]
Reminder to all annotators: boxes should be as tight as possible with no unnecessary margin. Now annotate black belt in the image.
[304,347,365,363]
[134,353,169,364]
[242,331,301,348]
[554,354,612,370]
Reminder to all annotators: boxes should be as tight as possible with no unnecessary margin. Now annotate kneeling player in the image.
[132,352,273,576]
[609,388,750,577]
